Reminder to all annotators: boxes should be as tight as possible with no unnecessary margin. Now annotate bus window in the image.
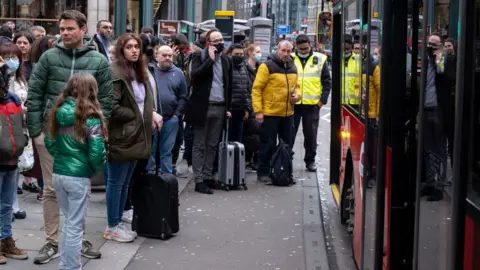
[342,16,362,111]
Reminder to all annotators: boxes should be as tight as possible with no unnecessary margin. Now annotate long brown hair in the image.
[114,33,148,82]
[48,73,108,143]
[30,36,55,63]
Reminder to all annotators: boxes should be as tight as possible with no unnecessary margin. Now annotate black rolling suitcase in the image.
[132,134,179,240]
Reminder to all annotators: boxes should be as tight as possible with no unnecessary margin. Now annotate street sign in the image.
[277,24,290,35]
[215,10,235,48]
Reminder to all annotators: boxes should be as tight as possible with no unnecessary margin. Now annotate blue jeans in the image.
[0,170,18,240]
[53,174,89,270]
[147,117,179,174]
[12,170,20,213]
[106,161,137,227]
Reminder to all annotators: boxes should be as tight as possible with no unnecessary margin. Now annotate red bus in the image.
[329,0,480,269]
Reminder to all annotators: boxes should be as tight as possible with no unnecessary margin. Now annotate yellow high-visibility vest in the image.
[342,55,361,105]
[292,52,328,105]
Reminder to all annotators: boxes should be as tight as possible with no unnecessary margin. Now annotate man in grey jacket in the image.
[147,45,188,174]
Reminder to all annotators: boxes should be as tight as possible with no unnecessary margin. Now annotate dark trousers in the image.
[258,115,294,177]
[172,116,184,170]
[229,110,245,142]
[422,108,447,190]
[293,105,320,164]
[182,123,194,166]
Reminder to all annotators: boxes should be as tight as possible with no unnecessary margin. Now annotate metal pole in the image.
[261,0,267,17]
[361,0,372,268]
[114,0,127,35]
[412,0,431,268]
[141,0,153,28]
[321,0,324,12]
[448,0,472,268]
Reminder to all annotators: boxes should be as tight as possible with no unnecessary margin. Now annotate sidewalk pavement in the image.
[7,137,330,270]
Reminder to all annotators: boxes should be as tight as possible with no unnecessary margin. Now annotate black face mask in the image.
[214,43,224,53]
[427,46,436,58]
[232,56,244,65]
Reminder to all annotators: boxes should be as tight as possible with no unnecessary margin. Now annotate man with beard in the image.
[92,20,113,60]
[252,40,300,184]
[146,45,188,174]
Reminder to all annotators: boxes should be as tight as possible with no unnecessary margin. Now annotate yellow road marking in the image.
[331,184,340,206]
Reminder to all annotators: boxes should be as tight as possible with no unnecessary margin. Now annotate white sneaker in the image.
[119,222,137,238]
[188,166,193,174]
[104,225,135,243]
[122,209,133,223]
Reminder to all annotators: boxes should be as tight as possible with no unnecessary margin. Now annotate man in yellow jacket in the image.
[291,34,331,172]
[252,40,301,183]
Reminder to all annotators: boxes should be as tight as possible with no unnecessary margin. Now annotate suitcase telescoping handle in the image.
[223,116,230,143]
[154,126,162,175]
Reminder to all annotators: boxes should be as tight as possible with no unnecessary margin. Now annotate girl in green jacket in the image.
[45,73,107,270]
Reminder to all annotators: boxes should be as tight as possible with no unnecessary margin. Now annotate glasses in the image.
[1,55,18,61]
[210,38,224,43]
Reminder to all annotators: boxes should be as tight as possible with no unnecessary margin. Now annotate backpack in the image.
[269,139,294,186]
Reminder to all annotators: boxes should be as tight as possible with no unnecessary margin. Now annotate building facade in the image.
[0,0,144,36]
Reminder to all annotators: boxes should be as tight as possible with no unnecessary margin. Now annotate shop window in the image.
[0,0,87,35]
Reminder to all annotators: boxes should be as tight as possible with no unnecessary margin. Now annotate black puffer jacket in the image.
[231,62,250,112]
[245,62,258,117]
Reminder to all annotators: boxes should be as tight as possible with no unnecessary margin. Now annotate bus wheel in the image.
[345,172,355,234]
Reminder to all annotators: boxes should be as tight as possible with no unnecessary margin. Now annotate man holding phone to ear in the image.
[184,29,233,194]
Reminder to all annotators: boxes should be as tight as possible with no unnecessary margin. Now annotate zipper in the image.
[70,49,76,77]
[301,59,305,105]
[284,62,289,117]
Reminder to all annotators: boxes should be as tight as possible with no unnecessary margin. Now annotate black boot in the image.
[306,162,317,172]
[195,182,214,194]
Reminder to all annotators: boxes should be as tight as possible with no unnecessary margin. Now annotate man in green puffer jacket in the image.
[26,10,111,264]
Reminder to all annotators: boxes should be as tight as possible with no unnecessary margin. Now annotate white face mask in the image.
[254,53,262,61]
[297,52,310,58]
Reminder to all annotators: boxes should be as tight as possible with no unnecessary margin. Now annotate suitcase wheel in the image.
[242,184,248,191]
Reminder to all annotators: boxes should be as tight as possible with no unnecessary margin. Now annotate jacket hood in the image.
[192,40,204,51]
[269,53,295,68]
[54,35,96,56]
[56,98,76,127]
[0,36,12,46]
[110,63,127,81]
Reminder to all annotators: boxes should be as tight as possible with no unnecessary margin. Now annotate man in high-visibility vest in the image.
[342,35,361,107]
[291,34,332,172]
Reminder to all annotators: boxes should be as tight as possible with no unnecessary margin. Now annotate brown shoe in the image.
[0,253,6,264]
[1,237,28,260]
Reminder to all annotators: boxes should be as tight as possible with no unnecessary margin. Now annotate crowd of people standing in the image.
[0,9,331,270]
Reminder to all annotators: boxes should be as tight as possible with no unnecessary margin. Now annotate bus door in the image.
[412,0,459,269]
[451,0,480,269]
[372,0,419,269]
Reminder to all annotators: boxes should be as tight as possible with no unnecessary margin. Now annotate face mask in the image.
[297,52,310,58]
[254,53,262,62]
[6,59,19,72]
[344,52,352,58]
[213,43,224,52]
[232,56,244,65]
[373,55,379,63]
[427,46,436,58]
